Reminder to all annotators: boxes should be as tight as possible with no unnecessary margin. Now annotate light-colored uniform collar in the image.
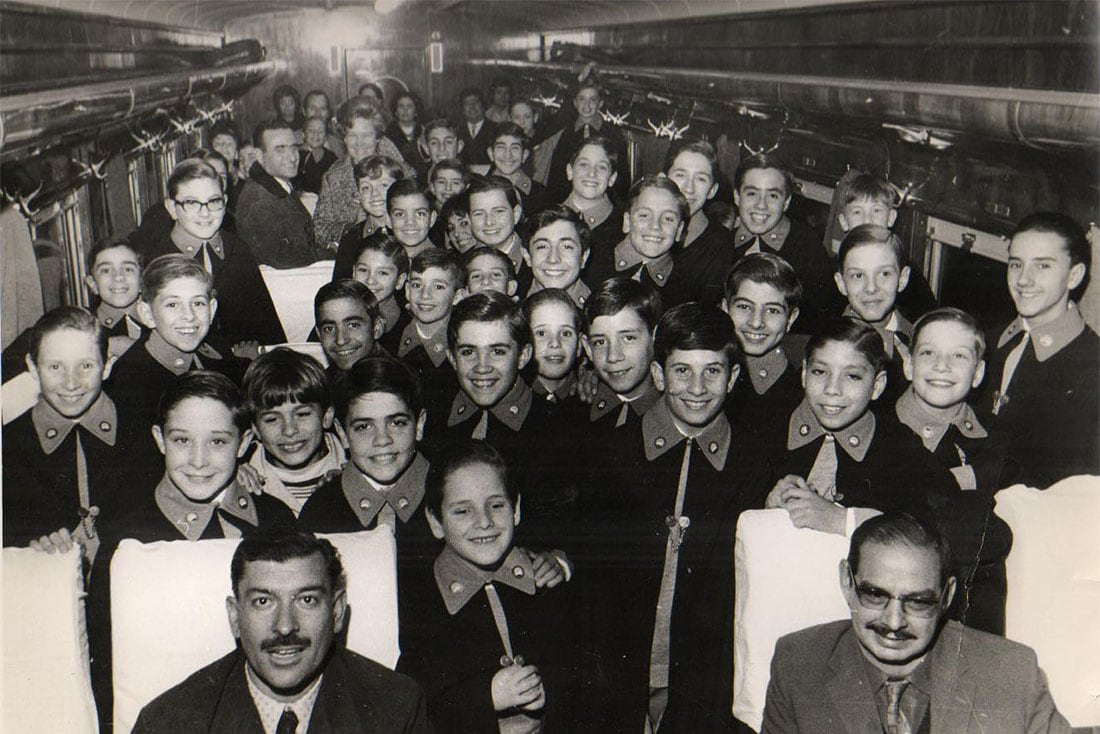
[527,278,591,308]
[532,371,578,402]
[32,393,118,454]
[895,387,987,452]
[564,194,615,230]
[339,452,429,527]
[744,347,791,395]
[154,476,259,541]
[171,227,225,261]
[573,117,603,133]
[145,330,222,375]
[613,237,673,287]
[246,664,323,734]
[683,212,711,247]
[787,398,875,462]
[496,233,525,272]
[448,378,533,432]
[734,216,792,252]
[397,319,449,367]
[997,302,1086,362]
[844,307,911,359]
[495,169,533,196]
[378,295,402,335]
[434,545,536,616]
[96,302,141,333]
[641,398,731,470]
[589,378,660,422]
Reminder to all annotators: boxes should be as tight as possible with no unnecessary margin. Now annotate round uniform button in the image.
[433,344,443,352]
[922,426,933,436]
[359,498,371,510]
[758,369,769,379]
[512,565,524,578]
[654,437,666,448]
[238,497,248,508]
[174,357,185,366]
[499,655,513,668]
[449,581,463,594]
[1038,335,1053,348]
[799,424,810,436]
[45,428,58,439]
[186,512,198,523]
[509,405,519,415]
[848,435,860,447]
[596,400,607,410]
[617,260,627,267]
[964,420,973,430]
[100,421,111,432]
[104,317,115,326]
[397,497,410,509]
[708,441,719,453]
[457,405,466,415]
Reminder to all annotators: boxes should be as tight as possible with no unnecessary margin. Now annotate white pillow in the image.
[3,546,98,734]
[996,475,1100,727]
[111,528,398,733]
[258,261,334,343]
[732,509,851,732]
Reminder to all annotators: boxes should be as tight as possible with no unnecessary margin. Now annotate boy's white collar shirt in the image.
[448,378,533,433]
[998,302,1087,362]
[433,545,536,615]
[787,398,875,463]
[246,665,322,734]
[154,477,259,541]
[249,433,345,514]
[613,237,673,287]
[32,392,118,453]
[339,452,429,528]
[895,386,987,452]
[564,194,615,229]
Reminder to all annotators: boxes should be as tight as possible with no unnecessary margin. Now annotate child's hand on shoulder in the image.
[780,486,846,535]
[491,663,545,712]
[765,475,809,508]
[237,464,267,496]
[231,340,262,361]
[30,527,76,554]
[574,365,599,404]
[528,549,569,588]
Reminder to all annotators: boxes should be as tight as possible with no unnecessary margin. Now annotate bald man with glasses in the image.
[761,513,1070,734]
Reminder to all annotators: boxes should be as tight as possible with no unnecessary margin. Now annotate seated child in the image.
[834,223,915,405]
[333,154,406,280]
[763,317,955,535]
[243,348,346,516]
[487,122,551,217]
[979,211,1098,487]
[896,307,1014,635]
[561,136,624,254]
[721,253,806,429]
[440,192,476,253]
[397,440,592,731]
[467,174,533,294]
[386,178,437,261]
[85,236,145,360]
[350,231,411,354]
[314,279,385,378]
[427,158,468,246]
[522,288,584,409]
[465,246,519,298]
[583,175,693,309]
[397,248,467,430]
[581,277,663,434]
[523,205,592,305]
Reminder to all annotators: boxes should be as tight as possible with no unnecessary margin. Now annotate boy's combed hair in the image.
[491,122,529,150]
[523,288,581,330]
[210,121,240,144]
[448,290,529,352]
[837,223,908,271]
[440,192,470,222]
[733,152,794,197]
[252,118,296,148]
[844,172,897,207]
[424,439,515,519]
[521,205,591,253]
[1013,211,1091,270]
[806,317,888,375]
[353,231,410,276]
[231,531,345,597]
[583,277,663,332]
[662,138,719,179]
[423,117,460,138]
[629,174,691,226]
[489,76,513,95]
[87,236,143,275]
[141,254,214,303]
[353,155,405,185]
[243,347,331,418]
[28,306,107,362]
[570,134,619,168]
[723,252,803,311]
[653,302,740,366]
[385,178,431,212]
[572,75,604,99]
[313,279,380,322]
[155,370,249,432]
[464,246,516,281]
[466,174,520,209]
[429,158,469,185]
[458,87,484,106]
[337,96,386,137]
[911,307,987,361]
[411,245,466,286]
[166,158,221,199]
[334,355,423,425]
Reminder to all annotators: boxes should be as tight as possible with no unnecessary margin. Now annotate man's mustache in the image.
[261,634,311,651]
[866,623,917,641]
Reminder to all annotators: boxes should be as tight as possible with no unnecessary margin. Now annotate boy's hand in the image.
[237,464,267,496]
[575,365,600,404]
[766,475,809,508]
[779,486,846,535]
[30,527,75,554]
[491,663,545,712]
[529,550,568,588]
[231,340,262,361]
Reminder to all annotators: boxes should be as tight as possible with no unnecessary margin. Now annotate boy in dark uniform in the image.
[980,211,1099,487]
[427,159,468,248]
[487,123,552,218]
[522,289,586,418]
[523,205,592,307]
[467,174,534,295]
[546,77,629,203]
[561,136,625,255]
[349,232,411,355]
[85,237,145,360]
[313,279,386,380]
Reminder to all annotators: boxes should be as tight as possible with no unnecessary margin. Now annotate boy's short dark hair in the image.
[423,117,460,138]
[252,119,296,149]
[523,288,581,330]
[806,317,888,375]
[459,87,484,106]
[448,290,529,352]
[440,192,471,222]
[491,123,529,151]
[734,152,794,198]
[272,84,301,108]
[188,148,231,181]
[837,224,908,272]
[28,306,107,363]
[466,174,520,209]
[231,531,344,598]
[464,246,516,281]
[385,178,431,213]
[87,236,143,275]
[653,302,740,366]
[210,122,239,144]
[353,231,410,276]
[354,155,405,185]
[141,254,214,303]
[313,279,379,324]
[333,355,423,425]
[583,277,663,332]
[723,252,803,311]
[570,134,619,168]
[1013,211,1090,270]
[489,76,513,95]
[629,175,690,226]
[410,247,466,287]
[911,307,987,361]
[243,348,331,419]
[662,139,719,180]
[522,205,591,254]
[424,439,515,519]
[429,158,469,185]
[573,76,604,99]
[844,173,897,207]
[167,158,221,200]
[154,370,249,432]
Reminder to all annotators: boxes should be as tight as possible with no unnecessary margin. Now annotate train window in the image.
[127,157,148,226]
[26,186,94,308]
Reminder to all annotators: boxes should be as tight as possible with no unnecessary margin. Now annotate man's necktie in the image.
[883,679,911,734]
[994,331,1029,415]
[806,434,838,501]
[276,707,298,734]
[472,410,489,440]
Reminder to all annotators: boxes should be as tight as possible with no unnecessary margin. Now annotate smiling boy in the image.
[523,205,592,305]
[467,175,533,294]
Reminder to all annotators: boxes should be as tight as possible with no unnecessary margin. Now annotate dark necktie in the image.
[276,707,298,734]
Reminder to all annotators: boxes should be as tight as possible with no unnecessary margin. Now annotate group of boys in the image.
[4,73,1097,732]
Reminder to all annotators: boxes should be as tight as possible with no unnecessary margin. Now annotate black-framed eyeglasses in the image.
[174,197,226,214]
[848,567,945,619]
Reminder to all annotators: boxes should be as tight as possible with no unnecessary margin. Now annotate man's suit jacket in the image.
[132,648,430,733]
[761,619,1070,734]
[236,163,329,269]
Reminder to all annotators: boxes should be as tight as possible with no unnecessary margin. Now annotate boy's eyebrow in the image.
[456,341,515,350]
[734,296,787,308]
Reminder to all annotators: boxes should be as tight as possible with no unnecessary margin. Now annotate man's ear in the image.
[521,149,530,165]
[705,181,719,202]
[395,273,408,291]
[622,212,631,235]
[782,194,792,213]
[452,287,467,305]
[426,508,445,540]
[898,265,911,293]
[650,361,666,392]
[886,209,898,228]
[607,170,618,189]
[581,248,591,269]
[454,139,465,155]
[513,494,522,526]
[800,359,809,389]
[838,213,850,232]
[101,354,118,382]
[675,221,686,242]
[942,576,957,613]
[332,588,348,633]
[226,595,241,639]
[581,335,593,363]
[1068,261,1087,291]
[902,350,914,382]
[85,274,100,297]
[522,249,532,268]
[151,424,167,456]
[332,418,349,449]
[733,189,742,210]
[506,279,518,297]
[208,296,219,324]
[372,317,385,340]
[839,559,858,611]
[834,271,849,297]
[786,307,800,333]
[428,210,438,229]
[511,203,523,226]
[517,343,533,370]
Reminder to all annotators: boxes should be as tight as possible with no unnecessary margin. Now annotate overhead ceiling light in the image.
[375,0,412,13]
